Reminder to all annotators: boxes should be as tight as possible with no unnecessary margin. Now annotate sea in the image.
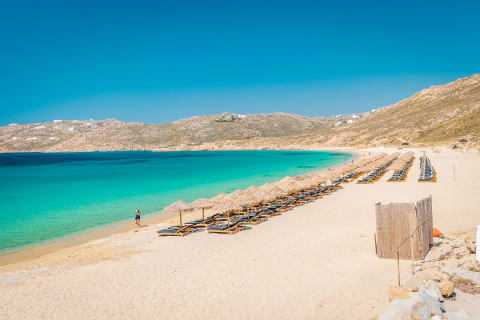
[0,150,352,252]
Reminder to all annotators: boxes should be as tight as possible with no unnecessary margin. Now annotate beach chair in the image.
[184,213,223,228]
[207,218,248,235]
[157,224,197,237]
[240,211,267,225]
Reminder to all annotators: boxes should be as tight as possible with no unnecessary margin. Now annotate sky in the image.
[1,0,479,125]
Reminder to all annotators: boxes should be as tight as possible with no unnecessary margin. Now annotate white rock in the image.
[378,295,429,320]
[442,246,453,255]
[406,278,425,292]
[416,281,445,317]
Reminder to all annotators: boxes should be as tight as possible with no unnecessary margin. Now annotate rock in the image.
[442,258,460,269]
[460,260,480,272]
[418,287,445,315]
[441,246,453,256]
[466,242,476,254]
[465,236,476,244]
[448,267,480,284]
[379,295,432,320]
[416,270,448,282]
[438,281,455,297]
[420,280,444,303]
[406,278,424,292]
[440,273,450,282]
[389,285,412,302]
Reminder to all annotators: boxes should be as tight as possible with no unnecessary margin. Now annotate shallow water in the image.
[0,150,351,251]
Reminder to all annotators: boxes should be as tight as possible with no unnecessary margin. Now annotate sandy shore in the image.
[0,147,479,319]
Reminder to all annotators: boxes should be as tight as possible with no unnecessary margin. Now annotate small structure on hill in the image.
[375,196,433,260]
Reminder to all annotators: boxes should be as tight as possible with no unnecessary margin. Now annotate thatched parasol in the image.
[276,176,303,193]
[324,169,340,183]
[299,177,319,189]
[250,189,275,204]
[189,198,213,220]
[210,193,227,204]
[259,183,287,200]
[390,152,414,171]
[308,172,328,185]
[246,185,259,194]
[212,199,241,225]
[163,200,193,226]
[227,190,257,207]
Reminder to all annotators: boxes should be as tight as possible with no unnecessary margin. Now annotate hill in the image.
[316,74,480,147]
[1,74,479,152]
[0,113,342,152]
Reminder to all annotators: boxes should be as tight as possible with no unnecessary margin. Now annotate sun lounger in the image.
[157,224,197,237]
[184,214,223,227]
[239,211,267,225]
[207,218,248,235]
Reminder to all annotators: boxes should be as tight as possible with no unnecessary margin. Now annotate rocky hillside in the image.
[313,74,480,148]
[1,74,479,152]
[0,113,341,152]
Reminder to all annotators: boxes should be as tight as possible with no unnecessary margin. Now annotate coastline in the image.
[0,148,361,267]
[1,146,478,319]
[1,147,479,319]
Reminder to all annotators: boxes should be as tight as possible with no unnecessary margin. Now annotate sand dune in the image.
[0,147,479,319]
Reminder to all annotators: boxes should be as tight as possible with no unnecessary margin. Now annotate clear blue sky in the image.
[1,0,479,125]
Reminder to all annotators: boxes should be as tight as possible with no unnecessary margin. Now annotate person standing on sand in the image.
[135,209,141,227]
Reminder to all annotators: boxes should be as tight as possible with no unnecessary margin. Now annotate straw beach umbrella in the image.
[163,200,193,226]
[226,190,252,207]
[250,189,275,205]
[212,199,241,225]
[259,183,287,200]
[210,193,227,204]
[189,198,213,220]
[227,190,258,217]
[276,176,303,194]
[246,185,259,194]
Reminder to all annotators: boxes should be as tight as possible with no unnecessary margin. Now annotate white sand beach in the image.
[1,147,479,319]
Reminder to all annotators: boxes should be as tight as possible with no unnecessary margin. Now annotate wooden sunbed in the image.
[207,218,248,234]
[157,224,197,237]
[184,214,223,228]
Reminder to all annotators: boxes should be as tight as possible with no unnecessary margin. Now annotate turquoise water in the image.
[0,150,351,251]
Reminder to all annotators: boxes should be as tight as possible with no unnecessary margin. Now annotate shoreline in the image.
[1,146,478,319]
[0,148,362,267]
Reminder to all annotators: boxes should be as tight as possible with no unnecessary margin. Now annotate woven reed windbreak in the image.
[375,196,433,260]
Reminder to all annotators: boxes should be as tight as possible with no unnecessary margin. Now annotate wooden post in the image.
[374,233,378,255]
[179,210,183,226]
[410,234,415,275]
[202,208,205,220]
[397,251,401,286]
